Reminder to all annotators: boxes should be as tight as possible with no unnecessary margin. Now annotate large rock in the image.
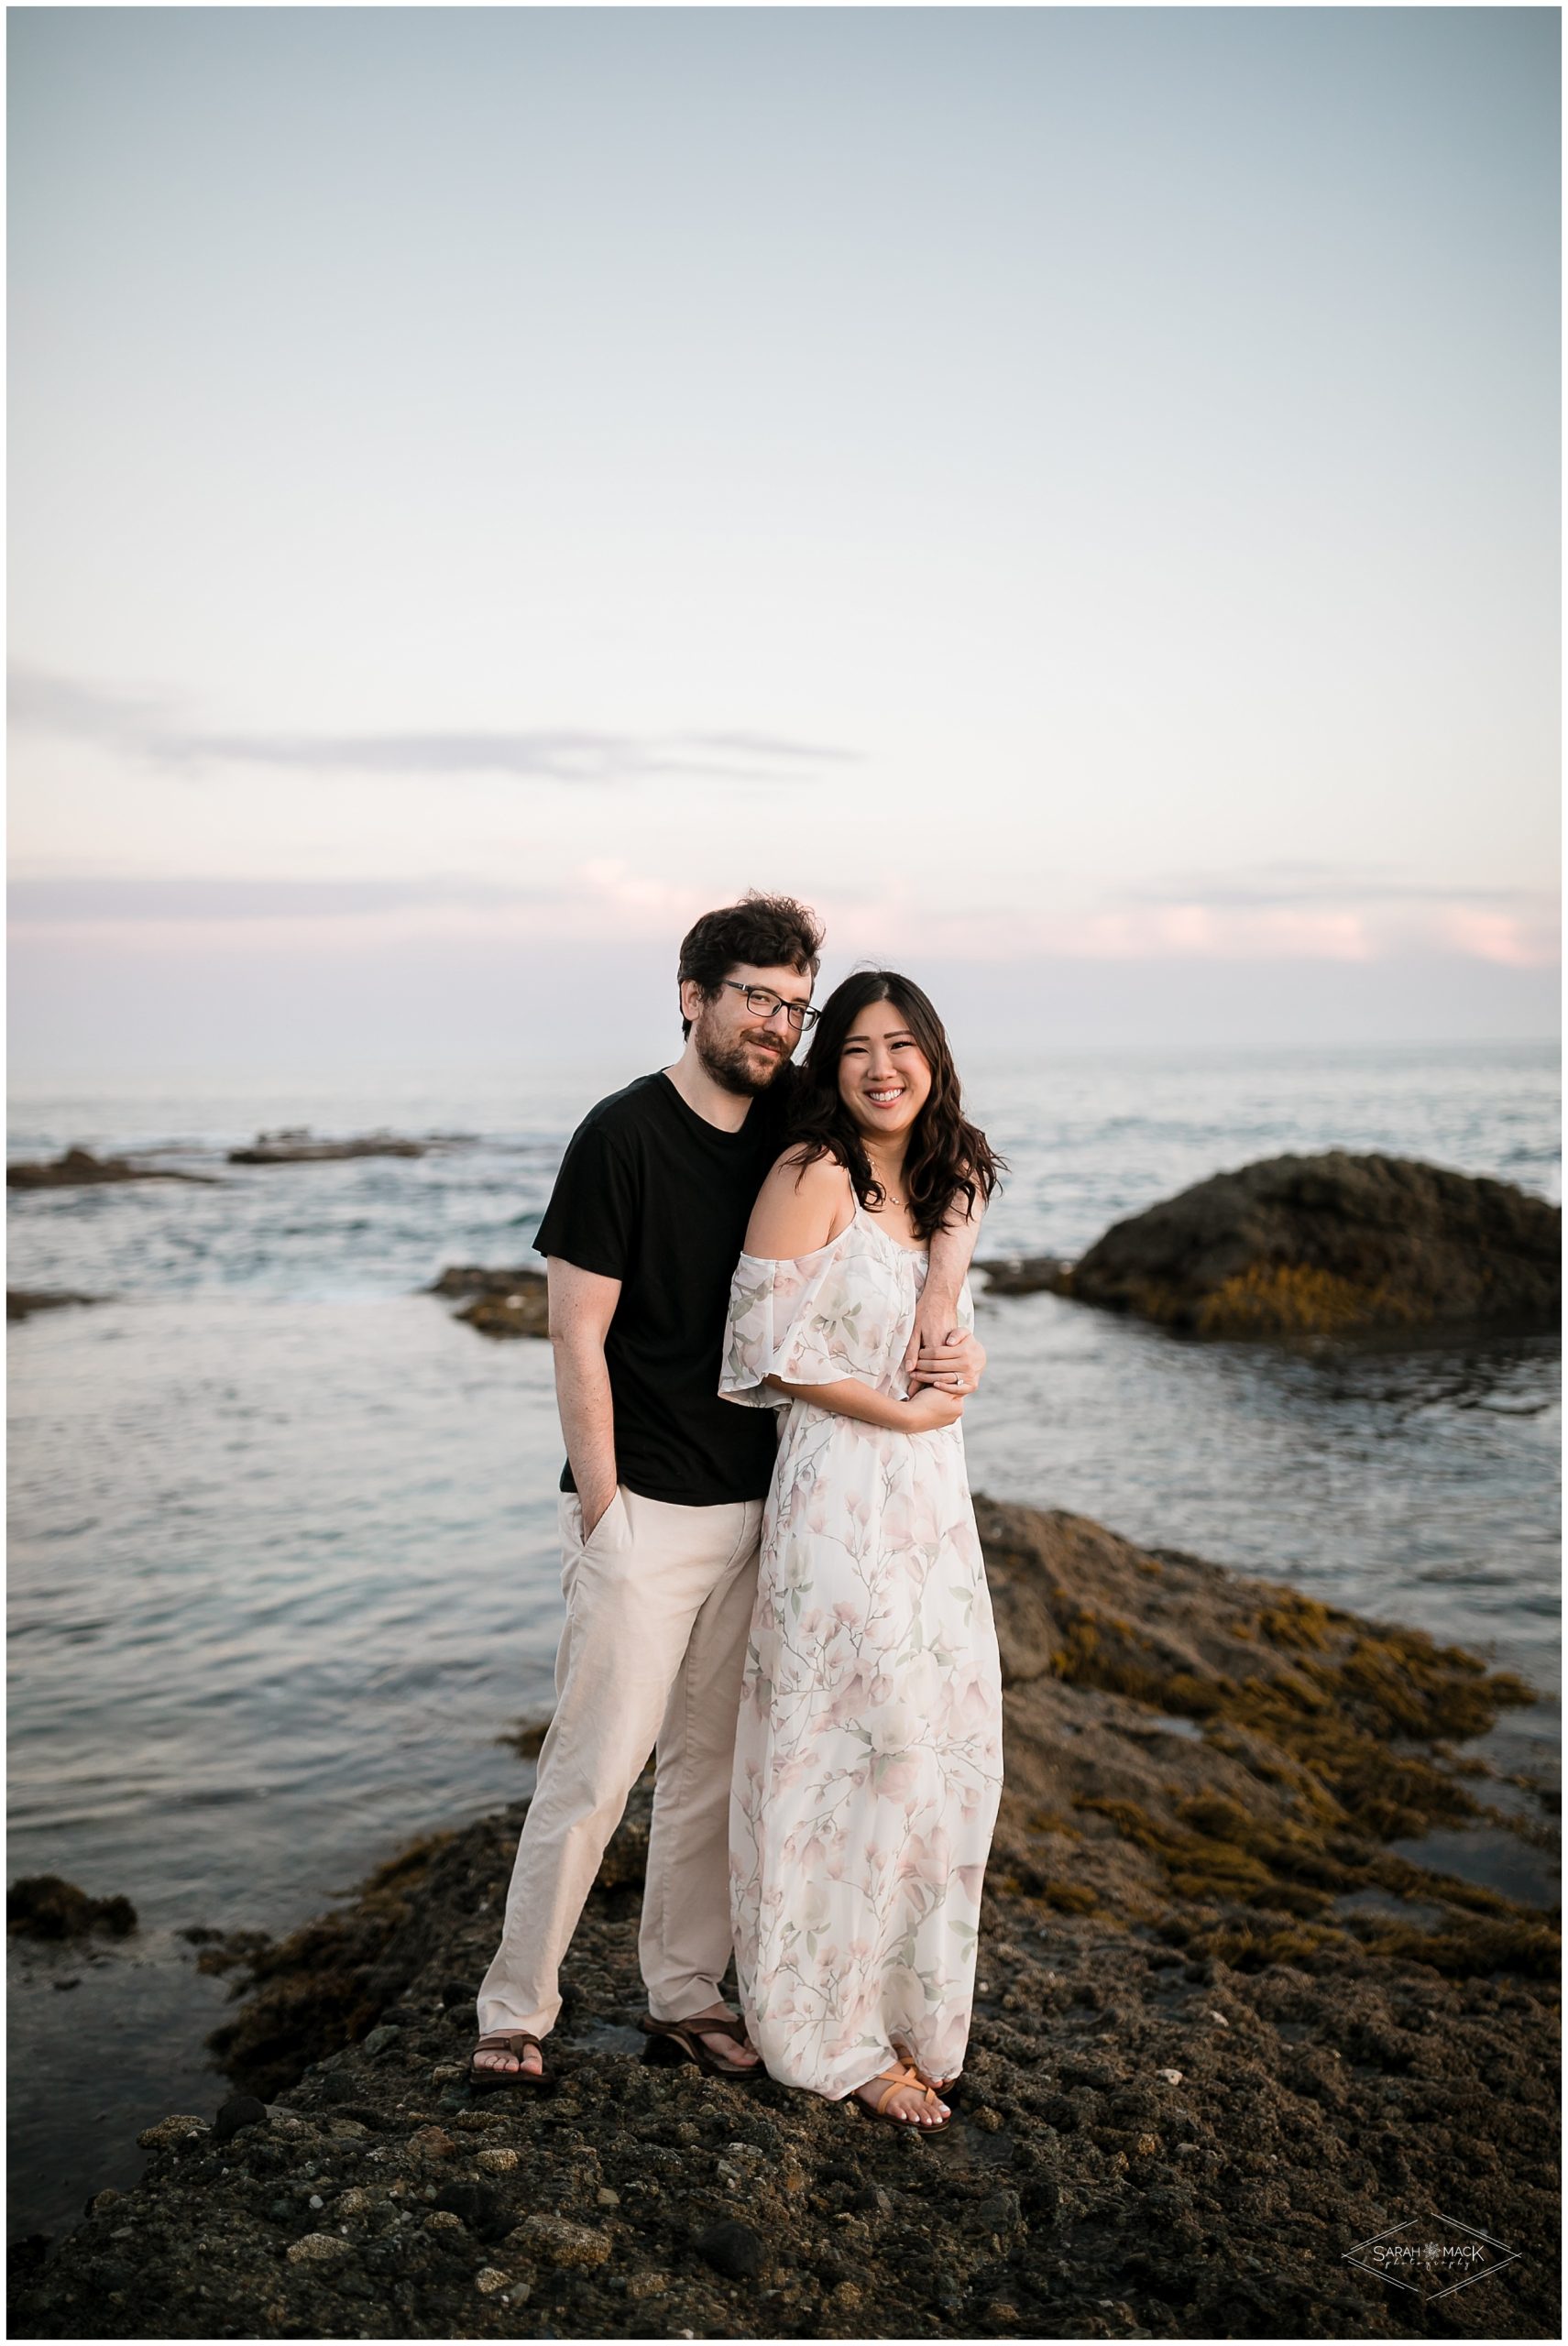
[1042,1150,1560,1343]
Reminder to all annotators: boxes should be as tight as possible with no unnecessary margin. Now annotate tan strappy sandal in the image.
[468,2029,550,2091]
[639,2011,765,2082]
[851,2059,952,2132]
[892,2038,962,2097]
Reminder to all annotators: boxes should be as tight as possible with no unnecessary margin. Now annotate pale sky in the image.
[8,5,1560,1079]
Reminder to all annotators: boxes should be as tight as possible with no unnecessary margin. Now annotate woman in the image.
[718,970,1005,2130]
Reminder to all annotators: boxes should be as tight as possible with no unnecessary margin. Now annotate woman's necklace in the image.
[864,1152,908,1209]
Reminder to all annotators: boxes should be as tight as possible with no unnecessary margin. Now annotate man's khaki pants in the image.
[476,1484,764,2042]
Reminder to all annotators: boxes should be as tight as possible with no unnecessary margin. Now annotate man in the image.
[472,892,986,2082]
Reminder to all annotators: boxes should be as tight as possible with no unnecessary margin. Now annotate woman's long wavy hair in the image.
[784,970,1004,1241]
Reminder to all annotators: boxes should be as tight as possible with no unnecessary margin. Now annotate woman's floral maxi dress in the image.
[718,1203,1004,2099]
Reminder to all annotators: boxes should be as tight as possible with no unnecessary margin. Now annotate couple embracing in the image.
[472,893,1005,2131]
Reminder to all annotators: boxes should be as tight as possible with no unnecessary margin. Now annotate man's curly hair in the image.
[676,891,825,1036]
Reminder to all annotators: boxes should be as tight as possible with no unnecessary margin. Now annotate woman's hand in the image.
[900,1385,967,1432]
[907,1327,986,1396]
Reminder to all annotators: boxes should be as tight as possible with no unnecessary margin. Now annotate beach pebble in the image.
[1157,2069,1185,2086]
[596,2187,620,2208]
[474,2267,510,2295]
[434,2182,508,2237]
[509,2214,610,2268]
[1207,2011,1231,2027]
[425,2210,465,2231]
[136,2116,208,2149]
[409,2125,457,2159]
[975,2189,1024,2242]
[362,2024,401,2055]
[308,2194,323,2210]
[214,2095,268,2143]
[86,2191,122,2215]
[477,2148,520,2175]
[334,2190,374,2217]
[695,2220,764,2280]
[625,2271,670,2300]
[287,2232,352,2264]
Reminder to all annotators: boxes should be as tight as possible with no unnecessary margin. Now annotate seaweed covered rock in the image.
[1032,1150,1560,1343]
[7,1876,137,1941]
[979,1494,1553,1977]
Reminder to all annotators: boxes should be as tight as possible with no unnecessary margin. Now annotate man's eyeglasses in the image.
[719,980,820,1034]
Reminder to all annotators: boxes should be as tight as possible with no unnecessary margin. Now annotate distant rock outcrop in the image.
[7,1147,217,1189]
[984,1151,1560,1343]
[427,1266,549,1341]
[6,1289,103,1322]
[229,1130,428,1165]
[974,1254,1072,1297]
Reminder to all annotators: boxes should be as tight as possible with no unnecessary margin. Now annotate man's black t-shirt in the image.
[532,1067,797,1506]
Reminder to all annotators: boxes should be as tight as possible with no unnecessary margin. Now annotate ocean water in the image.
[6,1041,1560,2241]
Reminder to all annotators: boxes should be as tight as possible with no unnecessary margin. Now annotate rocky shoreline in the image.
[10,1499,1560,2341]
[433,1149,1562,1354]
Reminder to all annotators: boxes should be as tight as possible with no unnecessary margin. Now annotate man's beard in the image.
[694,1013,793,1098]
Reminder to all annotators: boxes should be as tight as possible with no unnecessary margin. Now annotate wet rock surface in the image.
[11,1501,1558,2340]
[428,1265,550,1340]
[997,1150,1560,1344]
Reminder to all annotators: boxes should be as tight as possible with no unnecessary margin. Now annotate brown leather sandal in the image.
[851,2060,952,2132]
[468,2029,550,2091]
[639,2012,765,2082]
